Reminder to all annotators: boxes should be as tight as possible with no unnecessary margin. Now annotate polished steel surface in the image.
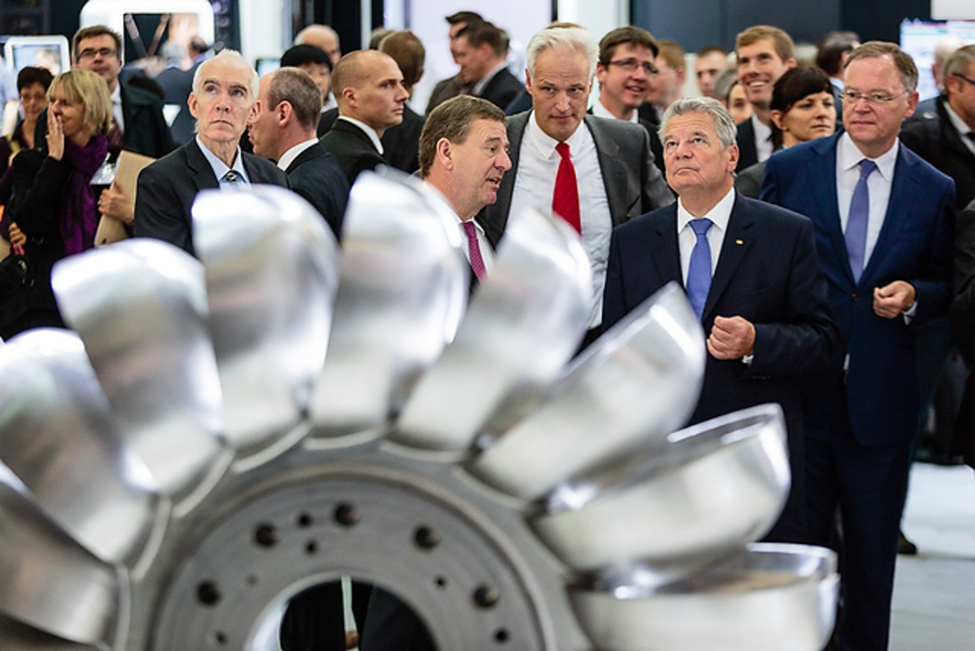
[52,240,226,497]
[193,187,340,452]
[0,329,158,564]
[394,205,592,451]
[312,172,468,433]
[533,405,789,577]
[468,283,705,500]
[0,614,97,650]
[571,543,839,651]
[0,481,119,646]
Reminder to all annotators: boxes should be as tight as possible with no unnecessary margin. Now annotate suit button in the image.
[852,293,859,301]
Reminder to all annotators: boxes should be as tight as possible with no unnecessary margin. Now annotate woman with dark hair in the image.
[0,66,54,195]
[736,66,835,197]
[1,69,112,337]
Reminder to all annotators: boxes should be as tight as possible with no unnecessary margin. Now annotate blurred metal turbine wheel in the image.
[0,171,835,651]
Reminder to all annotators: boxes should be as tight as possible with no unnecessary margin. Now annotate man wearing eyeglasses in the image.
[68,26,174,158]
[478,24,673,348]
[761,42,954,651]
[592,26,667,176]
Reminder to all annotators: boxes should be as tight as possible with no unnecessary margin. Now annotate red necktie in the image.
[462,221,487,281]
[553,142,581,233]
[107,116,123,148]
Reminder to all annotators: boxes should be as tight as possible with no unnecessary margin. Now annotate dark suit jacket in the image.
[380,106,424,174]
[478,112,674,248]
[603,193,838,440]
[477,67,524,111]
[900,94,975,210]
[586,107,668,178]
[951,200,975,468]
[735,116,760,172]
[156,61,201,146]
[320,119,386,186]
[734,160,767,199]
[316,107,338,138]
[134,139,289,256]
[761,132,955,447]
[34,81,176,159]
[285,142,349,239]
[426,74,466,115]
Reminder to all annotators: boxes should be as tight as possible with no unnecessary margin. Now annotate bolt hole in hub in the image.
[152,471,556,651]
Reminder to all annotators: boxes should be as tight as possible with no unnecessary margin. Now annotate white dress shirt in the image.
[752,115,773,162]
[111,84,124,132]
[676,187,736,282]
[510,112,612,327]
[276,138,319,171]
[836,131,898,269]
[424,182,495,274]
[337,115,384,154]
[944,101,975,156]
[592,98,640,123]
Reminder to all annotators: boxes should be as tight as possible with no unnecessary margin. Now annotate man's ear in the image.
[188,92,199,119]
[436,137,453,169]
[277,101,293,127]
[342,87,356,109]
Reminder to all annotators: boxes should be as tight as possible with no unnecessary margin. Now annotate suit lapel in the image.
[807,134,855,285]
[186,139,220,192]
[703,195,754,321]
[586,115,629,227]
[650,205,682,285]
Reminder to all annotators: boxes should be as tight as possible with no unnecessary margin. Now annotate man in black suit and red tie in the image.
[248,66,349,239]
[420,95,512,293]
[603,97,839,544]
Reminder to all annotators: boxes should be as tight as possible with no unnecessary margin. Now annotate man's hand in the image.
[8,222,26,247]
[98,182,135,225]
[707,315,756,360]
[873,281,915,319]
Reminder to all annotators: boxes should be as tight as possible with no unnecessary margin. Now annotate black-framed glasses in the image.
[77,47,117,61]
[952,72,975,87]
[607,58,658,75]
[840,90,908,106]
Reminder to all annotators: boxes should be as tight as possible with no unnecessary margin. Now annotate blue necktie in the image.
[845,159,876,283]
[686,218,713,320]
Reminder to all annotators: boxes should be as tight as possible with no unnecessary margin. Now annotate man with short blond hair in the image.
[734,25,796,170]
[762,42,954,651]
[320,50,409,185]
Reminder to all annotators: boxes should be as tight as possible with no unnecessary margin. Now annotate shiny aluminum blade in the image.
[192,187,340,451]
[468,283,705,500]
[534,405,789,577]
[52,240,226,497]
[394,206,591,451]
[0,481,118,646]
[312,171,468,433]
[0,329,158,564]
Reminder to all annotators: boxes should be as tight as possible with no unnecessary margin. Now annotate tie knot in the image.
[223,170,239,183]
[690,218,713,237]
[555,142,571,160]
[462,220,477,237]
[859,159,877,179]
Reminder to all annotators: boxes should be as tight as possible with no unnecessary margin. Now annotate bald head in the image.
[332,50,409,135]
[934,34,965,89]
[295,24,341,65]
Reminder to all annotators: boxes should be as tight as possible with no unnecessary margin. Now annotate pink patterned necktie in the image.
[462,221,487,281]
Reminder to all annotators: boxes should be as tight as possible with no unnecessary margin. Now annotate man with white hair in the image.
[478,23,673,346]
[134,50,289,256]
[294,24,341,66]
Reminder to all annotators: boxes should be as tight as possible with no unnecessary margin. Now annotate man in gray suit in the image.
[478,24,673,342]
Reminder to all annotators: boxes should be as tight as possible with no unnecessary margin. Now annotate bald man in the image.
[294,24,341,66]
[319,50,409,185]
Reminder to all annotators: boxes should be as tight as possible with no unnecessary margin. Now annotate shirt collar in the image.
[196,135,249,183]
[592,97,640,123]
[752,114,772,143]
[838,131,899,182]
[526,109,586,158]
[944,100,974,138]
[472,61,509,96]
[277,138,319,171]
[111,84,121,106]
[338,115,384,154]
[676,185,736,234]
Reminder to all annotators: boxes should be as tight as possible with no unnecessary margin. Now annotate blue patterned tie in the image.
[686,218,713,320]
[845,159,876,283]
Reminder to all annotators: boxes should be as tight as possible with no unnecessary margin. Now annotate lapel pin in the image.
[735,239,744,245]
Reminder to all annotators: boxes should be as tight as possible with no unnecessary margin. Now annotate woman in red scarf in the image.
[1,69,111,338]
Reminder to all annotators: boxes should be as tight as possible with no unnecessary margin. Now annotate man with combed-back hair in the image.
[479,23,673,348]
[761,42,954,651]
[248,67,348,237]
[377,30,428,174]
[604,97,838,547]
[134,50,288,256]
[319,50,409,185]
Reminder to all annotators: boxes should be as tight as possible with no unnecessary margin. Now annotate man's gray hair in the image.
[659,97,738,149]
[945,45,975,84]
[192,49,259,99]
[526,26,598,82]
